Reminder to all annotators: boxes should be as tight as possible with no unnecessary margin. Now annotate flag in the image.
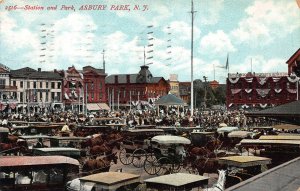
[225,54,229,70]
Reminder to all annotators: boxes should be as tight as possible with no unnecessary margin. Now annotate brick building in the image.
[226,72,299,110]
[82,66,109,111]
[105,65,170,109]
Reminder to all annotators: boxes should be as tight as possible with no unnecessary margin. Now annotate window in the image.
[51,82,55,89]
[91,93,94,101]
[91,82,94,90]
[40,92,43,101]
[40,82,43,88]
[27,81,30,88]
[57,82,61,89]
[20,92,23,101]
[0,79,5,85]
[99,92,103,99]
[46,93,48,102]
[46,82,49,89]
[13,81,16,87]
[57,92,60,101]
[99,82,102,89]
[33,82,36,89]
[51,92,55,101]
[20,81,23,88]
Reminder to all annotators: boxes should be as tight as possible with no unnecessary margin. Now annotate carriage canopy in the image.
[151,135,191,145]
[79,172,140,190]
[218,156,271,168]
[144,173,209,189]
[217,126,238,133]
[228,131,253,138]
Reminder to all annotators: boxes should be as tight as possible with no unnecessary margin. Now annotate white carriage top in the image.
[151,135,191,145]
[217,126,239,133]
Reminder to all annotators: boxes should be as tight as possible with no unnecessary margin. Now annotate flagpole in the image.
[190,0,195,117]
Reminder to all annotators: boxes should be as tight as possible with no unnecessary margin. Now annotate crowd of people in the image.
[0,106,277,130]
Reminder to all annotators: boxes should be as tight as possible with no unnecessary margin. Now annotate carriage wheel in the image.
[144,157,159,175]
[119,148,133,165]
[132,149,147,168]
[156,157,173,175]
[145,152,156,163]
[171,162,182,173]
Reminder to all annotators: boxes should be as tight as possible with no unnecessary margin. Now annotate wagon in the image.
[119,129,164,168]
[32,147,82,160]
[18,135,51,150]
[143,135,191,175]
[190,131,214,147]
[0,155,79,191]
[144,173,209,191]
[240,139,300,167]
[66,172,140,191]
[49,136,87,148]
[0,127,9,143]
[218,155,271,188]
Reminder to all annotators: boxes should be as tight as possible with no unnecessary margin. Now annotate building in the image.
[168,74,180,97]
[226,72,299,110]
[55,66,83,112]
[105,65,170,109]
[286,48,300,76]
[179,82,191,104]
[0,64,17,112]
[10,67,63,112]
[82,66,109,111]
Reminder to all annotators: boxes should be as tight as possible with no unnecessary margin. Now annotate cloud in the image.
[231,0,300,45]
[200,0,224,25]
[200,30,235,55]
[163,21,201,42]
[229,55,286,74]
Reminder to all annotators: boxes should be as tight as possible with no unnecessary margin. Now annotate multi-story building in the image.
[179,82,191,104]
[55,66,83,112]
[226,72,299,110]
[0,64,17,112]
[168,74,180,97]
[105,65,170,109]
[286,48,300,76]
[10,67,63,112]
[82,66,109,111]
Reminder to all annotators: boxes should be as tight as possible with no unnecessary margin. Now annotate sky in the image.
[0,0,299,83]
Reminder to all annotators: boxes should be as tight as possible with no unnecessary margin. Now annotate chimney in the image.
[114,76,118,84]
[38,68,41,72]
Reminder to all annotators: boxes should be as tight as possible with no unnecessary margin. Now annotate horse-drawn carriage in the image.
[119,129,164,168]
[143,135,191,175]
[66,172,140,191]
[144,173,209,191]
[218,155,271,188]
[0,155,79,191]
[32,147,82,160]
[240,138,300,167]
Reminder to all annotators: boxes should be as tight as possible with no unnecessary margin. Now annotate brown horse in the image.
[89,144,112,157]
[82,152,118,175]
[195,157,224,175]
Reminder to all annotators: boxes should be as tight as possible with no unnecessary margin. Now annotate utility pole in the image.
[203,76,207,108]
[102,49,105,72]
[190,0,195,116]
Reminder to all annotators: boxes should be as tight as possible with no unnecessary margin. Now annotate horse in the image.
[89,144,112,157]
[82,152,118,175]
[206,170,227,191]
[195,157,224,175]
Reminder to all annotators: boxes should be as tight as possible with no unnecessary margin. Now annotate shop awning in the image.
[98,103,110,110]
[86,103,100,111]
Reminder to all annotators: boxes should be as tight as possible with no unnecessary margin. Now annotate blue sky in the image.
[0,0,299,83]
